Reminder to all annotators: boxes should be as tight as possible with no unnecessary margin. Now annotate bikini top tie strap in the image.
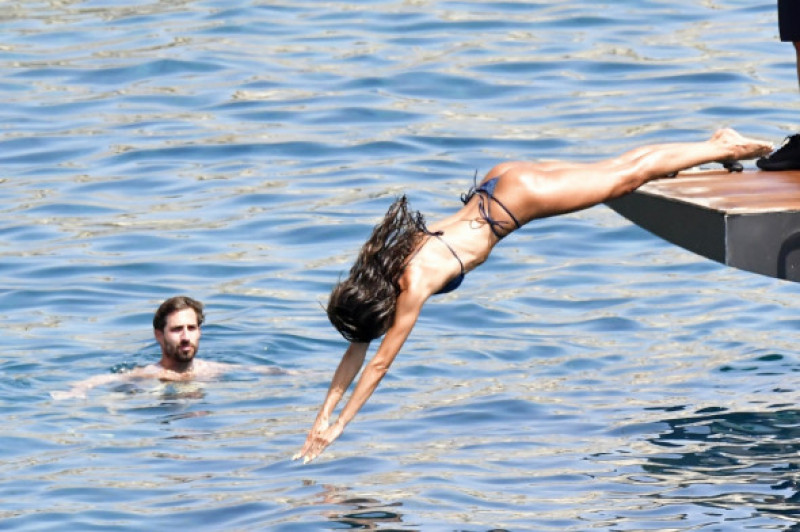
[417,218,465,276]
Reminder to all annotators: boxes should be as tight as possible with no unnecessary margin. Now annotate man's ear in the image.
[154,328,163,344]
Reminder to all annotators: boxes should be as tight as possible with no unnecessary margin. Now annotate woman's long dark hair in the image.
[327,195,425,343]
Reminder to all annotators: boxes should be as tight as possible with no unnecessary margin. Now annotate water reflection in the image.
[110,380,211,427]
[110,379,208,401]
[330,499,407,531]
[642,407,800,522]
[310,484,410,531]
[314,483,513,532]
[159,381,207,402]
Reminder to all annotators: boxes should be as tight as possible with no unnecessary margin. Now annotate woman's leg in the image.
[501,129,772,222]
[607,129,771,182]
[491,129,770,181]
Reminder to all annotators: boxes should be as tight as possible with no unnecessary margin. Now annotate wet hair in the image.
[153,296,205,331]
[327,195,425,343]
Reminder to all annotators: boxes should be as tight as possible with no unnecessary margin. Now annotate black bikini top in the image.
[431,232,465,295]
[417,223,465,295]
[414,170,524,295]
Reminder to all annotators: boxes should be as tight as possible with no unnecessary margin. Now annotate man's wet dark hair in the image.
[327,196,425,343]
[153,296,205,331]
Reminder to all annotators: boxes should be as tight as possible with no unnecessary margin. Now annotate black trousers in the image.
[779,0,800,42]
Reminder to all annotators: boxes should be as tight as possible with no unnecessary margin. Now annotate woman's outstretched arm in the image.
[295,289,425,463]
[294,341,368,461]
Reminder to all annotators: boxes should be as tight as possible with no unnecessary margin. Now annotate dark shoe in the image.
[757,134,800,171]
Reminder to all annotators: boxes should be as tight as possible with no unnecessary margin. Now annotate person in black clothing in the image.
[758,0,800,171]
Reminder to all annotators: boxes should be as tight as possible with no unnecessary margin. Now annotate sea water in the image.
[1,1,799,530]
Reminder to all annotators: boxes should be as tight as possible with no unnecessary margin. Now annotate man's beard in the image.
[167,340,197,362]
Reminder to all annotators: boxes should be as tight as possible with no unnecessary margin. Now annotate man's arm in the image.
[50,373,131,399]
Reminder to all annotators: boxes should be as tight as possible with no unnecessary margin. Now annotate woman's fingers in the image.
[293,435,324,463]
[294,425,341,463]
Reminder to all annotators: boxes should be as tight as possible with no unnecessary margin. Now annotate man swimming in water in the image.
[145,295,227,379]
[52,296,281,399]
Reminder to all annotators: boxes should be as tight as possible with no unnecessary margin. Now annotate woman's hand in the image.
[294,419,344,464]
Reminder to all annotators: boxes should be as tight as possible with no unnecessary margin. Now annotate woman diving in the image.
[295,128,772,463]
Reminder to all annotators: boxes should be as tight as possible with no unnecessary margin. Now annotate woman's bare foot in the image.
[711,128,773,161]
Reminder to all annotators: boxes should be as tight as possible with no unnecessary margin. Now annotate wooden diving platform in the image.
[605,168,800,282]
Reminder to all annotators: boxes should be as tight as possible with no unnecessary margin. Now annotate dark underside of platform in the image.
[605,169,800,282]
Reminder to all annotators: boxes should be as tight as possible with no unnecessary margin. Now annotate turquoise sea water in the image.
[2,1,800,530]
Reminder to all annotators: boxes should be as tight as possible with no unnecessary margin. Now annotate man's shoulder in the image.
[128,364,164,378]
[193,359,234,374]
